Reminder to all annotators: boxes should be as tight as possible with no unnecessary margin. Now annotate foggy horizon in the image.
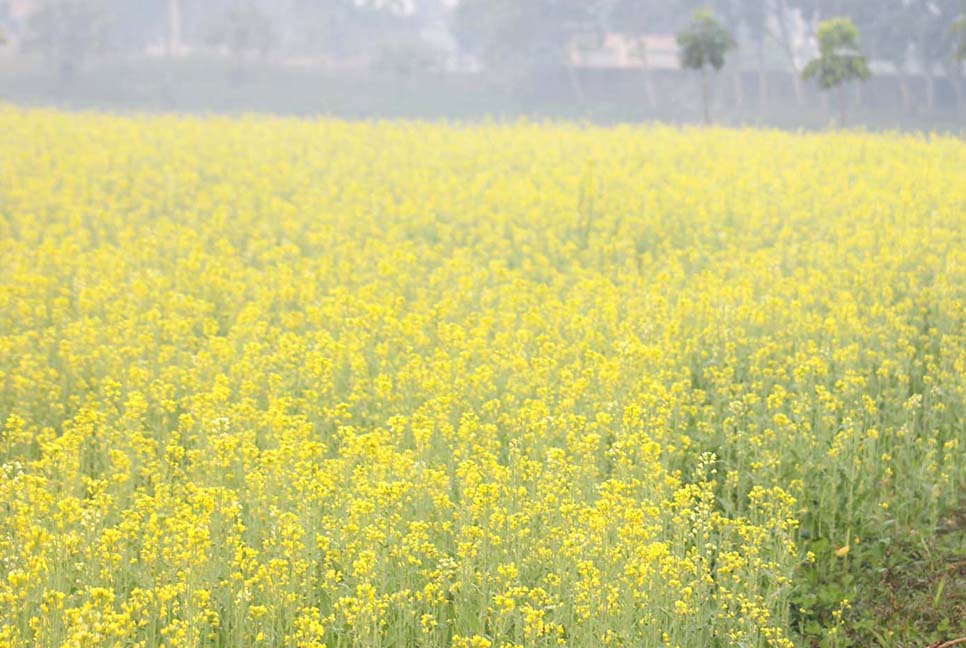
[0,0,963,129]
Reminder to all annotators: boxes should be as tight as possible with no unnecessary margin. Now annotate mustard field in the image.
[0,109,965,647]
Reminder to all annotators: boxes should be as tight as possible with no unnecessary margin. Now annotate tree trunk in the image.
[924,64,935,112]
[775,0,803,105]
[702,69,711,125]
[58,58,77,85]
[757,37,768,113]
[639,42,657,111]
[167,0,182,57]
[731,67,744,111]
[837,84,847,128]
[791,69,804,105]
[943,59,965,113]
[565,63,586,108]
[899,73,913,114]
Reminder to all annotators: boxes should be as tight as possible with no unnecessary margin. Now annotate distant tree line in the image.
[454,0,966,120]
[2,0,965,120]
[1,1,432,75]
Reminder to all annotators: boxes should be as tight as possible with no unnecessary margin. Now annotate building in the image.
[570,33,680,71]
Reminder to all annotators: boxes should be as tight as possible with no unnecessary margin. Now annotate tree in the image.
[789,0,960,114]
[768,0,807,105]
[854,1,916,113]
[677,8,736,124]
[452,0,602,96]
[371,37,442,87]
[685,1,776,113]
[731,0,770,111]
[949,3,966,111]
[204,1,275,81]
[22,0,114,81]
[802,17,870,126]
[783,1,875,106]
[167,0,182,56]
[901,1,955,111]
[606,0,690,110]
[699,1,748,111]
[288,0,408,63]
[0,0,10,46]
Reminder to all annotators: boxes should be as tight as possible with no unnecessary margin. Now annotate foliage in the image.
[0,110,965,647]
[955,12,966,62]
[676,8,736,123]
[802,18,870,90]
[903,0,962,74]
[606,0,691,35]
[289,0,413,60]
[204,1,274,60]
[677,8,735,73]
[21,0,113,76]
[370,37,443,78]
[452,0,600,70]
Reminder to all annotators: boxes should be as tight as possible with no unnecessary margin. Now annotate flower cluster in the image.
[1,108,964,646]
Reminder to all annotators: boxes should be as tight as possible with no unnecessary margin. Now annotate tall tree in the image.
[167,0,182,56]
[693,1,779,113]
[947,2,966,110]
[768,0,807,104]
[802,17,870,125]
[204,0,275,80]
[737,0,771,111]
[789,0,963,113]
[783,0,870,102]
[288,0,407,61]
[605,0,692,110]
[854,1,916,112]
[452,0,602,88]
[22,0,114,80]
[703,1,749,111]
[677,8,736,124]
[957,10,966,62]
[903,0,961,111]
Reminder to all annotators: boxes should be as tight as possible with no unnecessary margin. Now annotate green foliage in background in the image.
[676,8,736,123]
[802,17,870,125]
[954,12,966,62]
[803,18,870,91]
[677,8,735,73]
[204,1,275,61]
[21,0,112,79]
